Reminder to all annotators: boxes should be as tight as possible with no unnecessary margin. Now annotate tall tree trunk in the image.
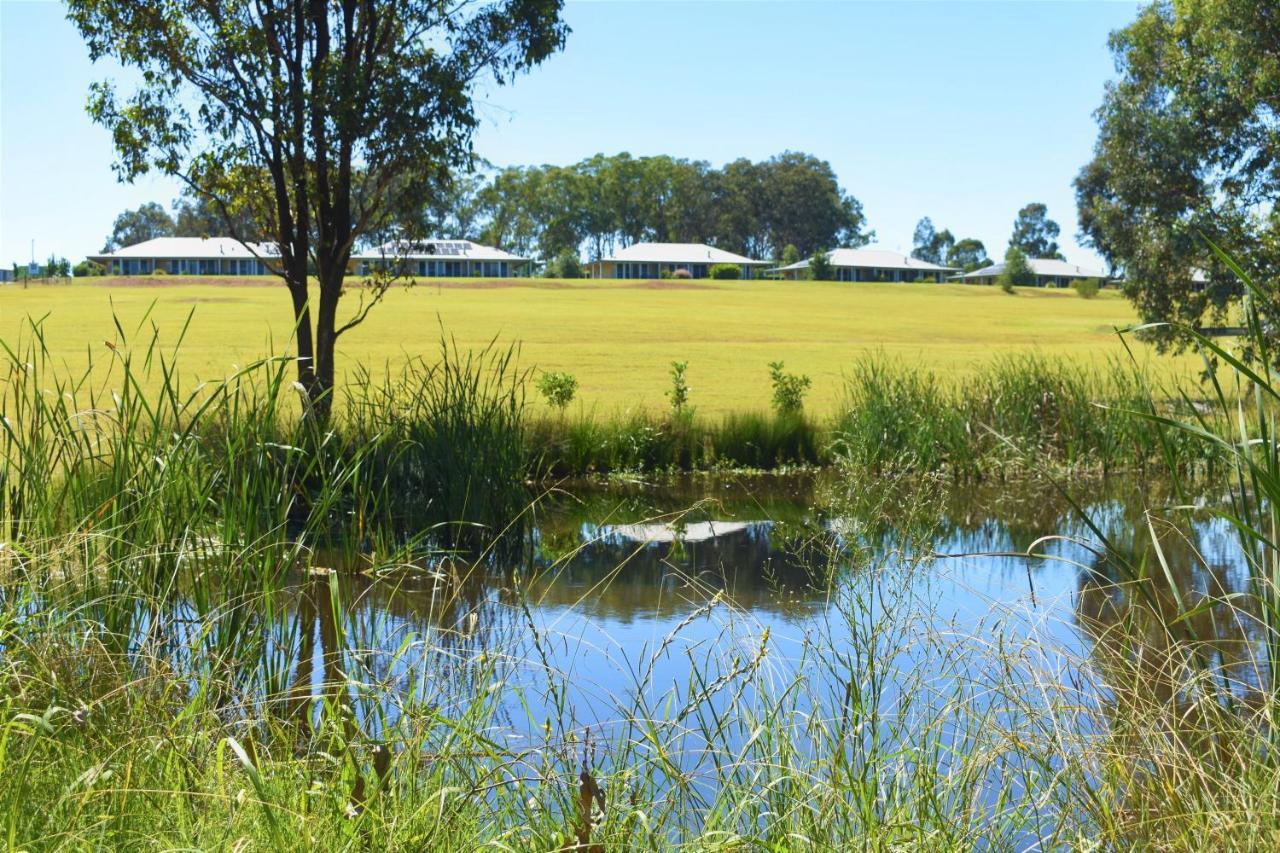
[309,271,344,423]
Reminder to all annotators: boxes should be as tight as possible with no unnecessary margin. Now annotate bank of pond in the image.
[2,324,1279,847]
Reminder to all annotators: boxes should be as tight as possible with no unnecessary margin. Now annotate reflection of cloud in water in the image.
[599,520,755,544]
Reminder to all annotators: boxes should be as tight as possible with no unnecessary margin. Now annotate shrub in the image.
[808,251,834,282]
[1074,277,1101,298]
[72,260,104,277]
[667,360,690,413]
[152,268,167,276]
[543,249,583,279]
[708,263,741,280]
[671,268,692,279]
[998,246,1034,292]
[659,268,673,280]
[768,360,812,415]
[537,370,578,411]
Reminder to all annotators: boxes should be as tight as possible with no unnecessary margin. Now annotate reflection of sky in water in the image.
[275,475,1265,845]
[308,477,1264,734]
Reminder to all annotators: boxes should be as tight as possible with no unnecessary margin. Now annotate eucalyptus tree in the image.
[102,202,175,252]
[946,238,990,272]
[1009,203,1064,260]
[68,0,567,417]
[911,217,955,265]
[1076,0,1280,351]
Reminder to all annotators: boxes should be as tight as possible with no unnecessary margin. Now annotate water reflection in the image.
[281,473,1269,748]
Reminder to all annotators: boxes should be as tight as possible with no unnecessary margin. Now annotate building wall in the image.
[593,260,756,280]
[964,274,1093,287]
[356,258,521,277]
[106,257,271,275]
[778,266,945,282]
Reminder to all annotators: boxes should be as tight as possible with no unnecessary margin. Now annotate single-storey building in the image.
[768,247,956,282]
[89,237,280,276]
[957,258,1107,287]
[354,239,530,277]
[590,243,771,279]
[90,236,530,278]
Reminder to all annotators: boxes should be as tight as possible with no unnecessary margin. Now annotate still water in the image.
[293,472,1264,747]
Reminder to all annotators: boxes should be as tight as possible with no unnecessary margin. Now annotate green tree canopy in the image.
[808,251,835,282]
[999,246,1036,289]
[1076,0,1280,351]
[69,0,568,415]
[947,238,990,272]
[103,202,174,251]
[911,217,955,265]
[1009,203,1063,260]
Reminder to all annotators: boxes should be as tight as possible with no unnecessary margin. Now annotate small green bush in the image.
[998,246,1034,292]
[543,249,583,279]
[768,360,812,415]
[1074,277,1101,298]
[537,370,578,410]
[708,263,741,280]
[808,252,834,282]
[667,360,690,413]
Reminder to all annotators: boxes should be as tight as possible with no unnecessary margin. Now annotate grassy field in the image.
[0,275,1199,414]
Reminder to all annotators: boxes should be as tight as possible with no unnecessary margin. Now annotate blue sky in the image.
[1,0,1141,268]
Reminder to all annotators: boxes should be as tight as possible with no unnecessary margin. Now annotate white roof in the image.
[960,258,1107,279]
[91,237,278,260]
[355,239,528,262]
[771,246,956,273]
[599,242,768,266]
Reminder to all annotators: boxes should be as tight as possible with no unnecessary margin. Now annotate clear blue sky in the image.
[1,0,1141,268]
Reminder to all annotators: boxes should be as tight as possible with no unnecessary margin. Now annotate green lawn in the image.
[1,276,1196,414]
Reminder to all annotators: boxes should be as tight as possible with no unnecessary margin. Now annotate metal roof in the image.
[354,239,528,262]
[960,258,1107,279]
[90,237,279,260]
[598,242,769,266]
[771,246,957,273]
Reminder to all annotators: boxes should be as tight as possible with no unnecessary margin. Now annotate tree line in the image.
[91,150,873,273]
[96,154,1069,280]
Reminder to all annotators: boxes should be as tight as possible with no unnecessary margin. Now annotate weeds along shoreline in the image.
[2,317,1214,548]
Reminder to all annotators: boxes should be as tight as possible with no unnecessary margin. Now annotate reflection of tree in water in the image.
[1070,507,1270,809]
[276,557,522,742]
[1075,511,1264,698]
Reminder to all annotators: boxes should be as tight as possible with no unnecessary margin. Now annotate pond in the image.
[283,472,1266,819]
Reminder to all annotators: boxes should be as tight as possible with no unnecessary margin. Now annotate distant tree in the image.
[1009,203,1063,259]
[780,244,800,266]
[947,238,990,271]
[1074,277,1102,299]
[911,217,956,265]
[759,151,872,257]
[999,246,1035,291]
[173,189,263,241]
[543,248,583,279]
[69,0,568,419]
[43,255,71,279]
[1075,0,1280,353]
[808,251,834,281]
[103,202,174,252]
